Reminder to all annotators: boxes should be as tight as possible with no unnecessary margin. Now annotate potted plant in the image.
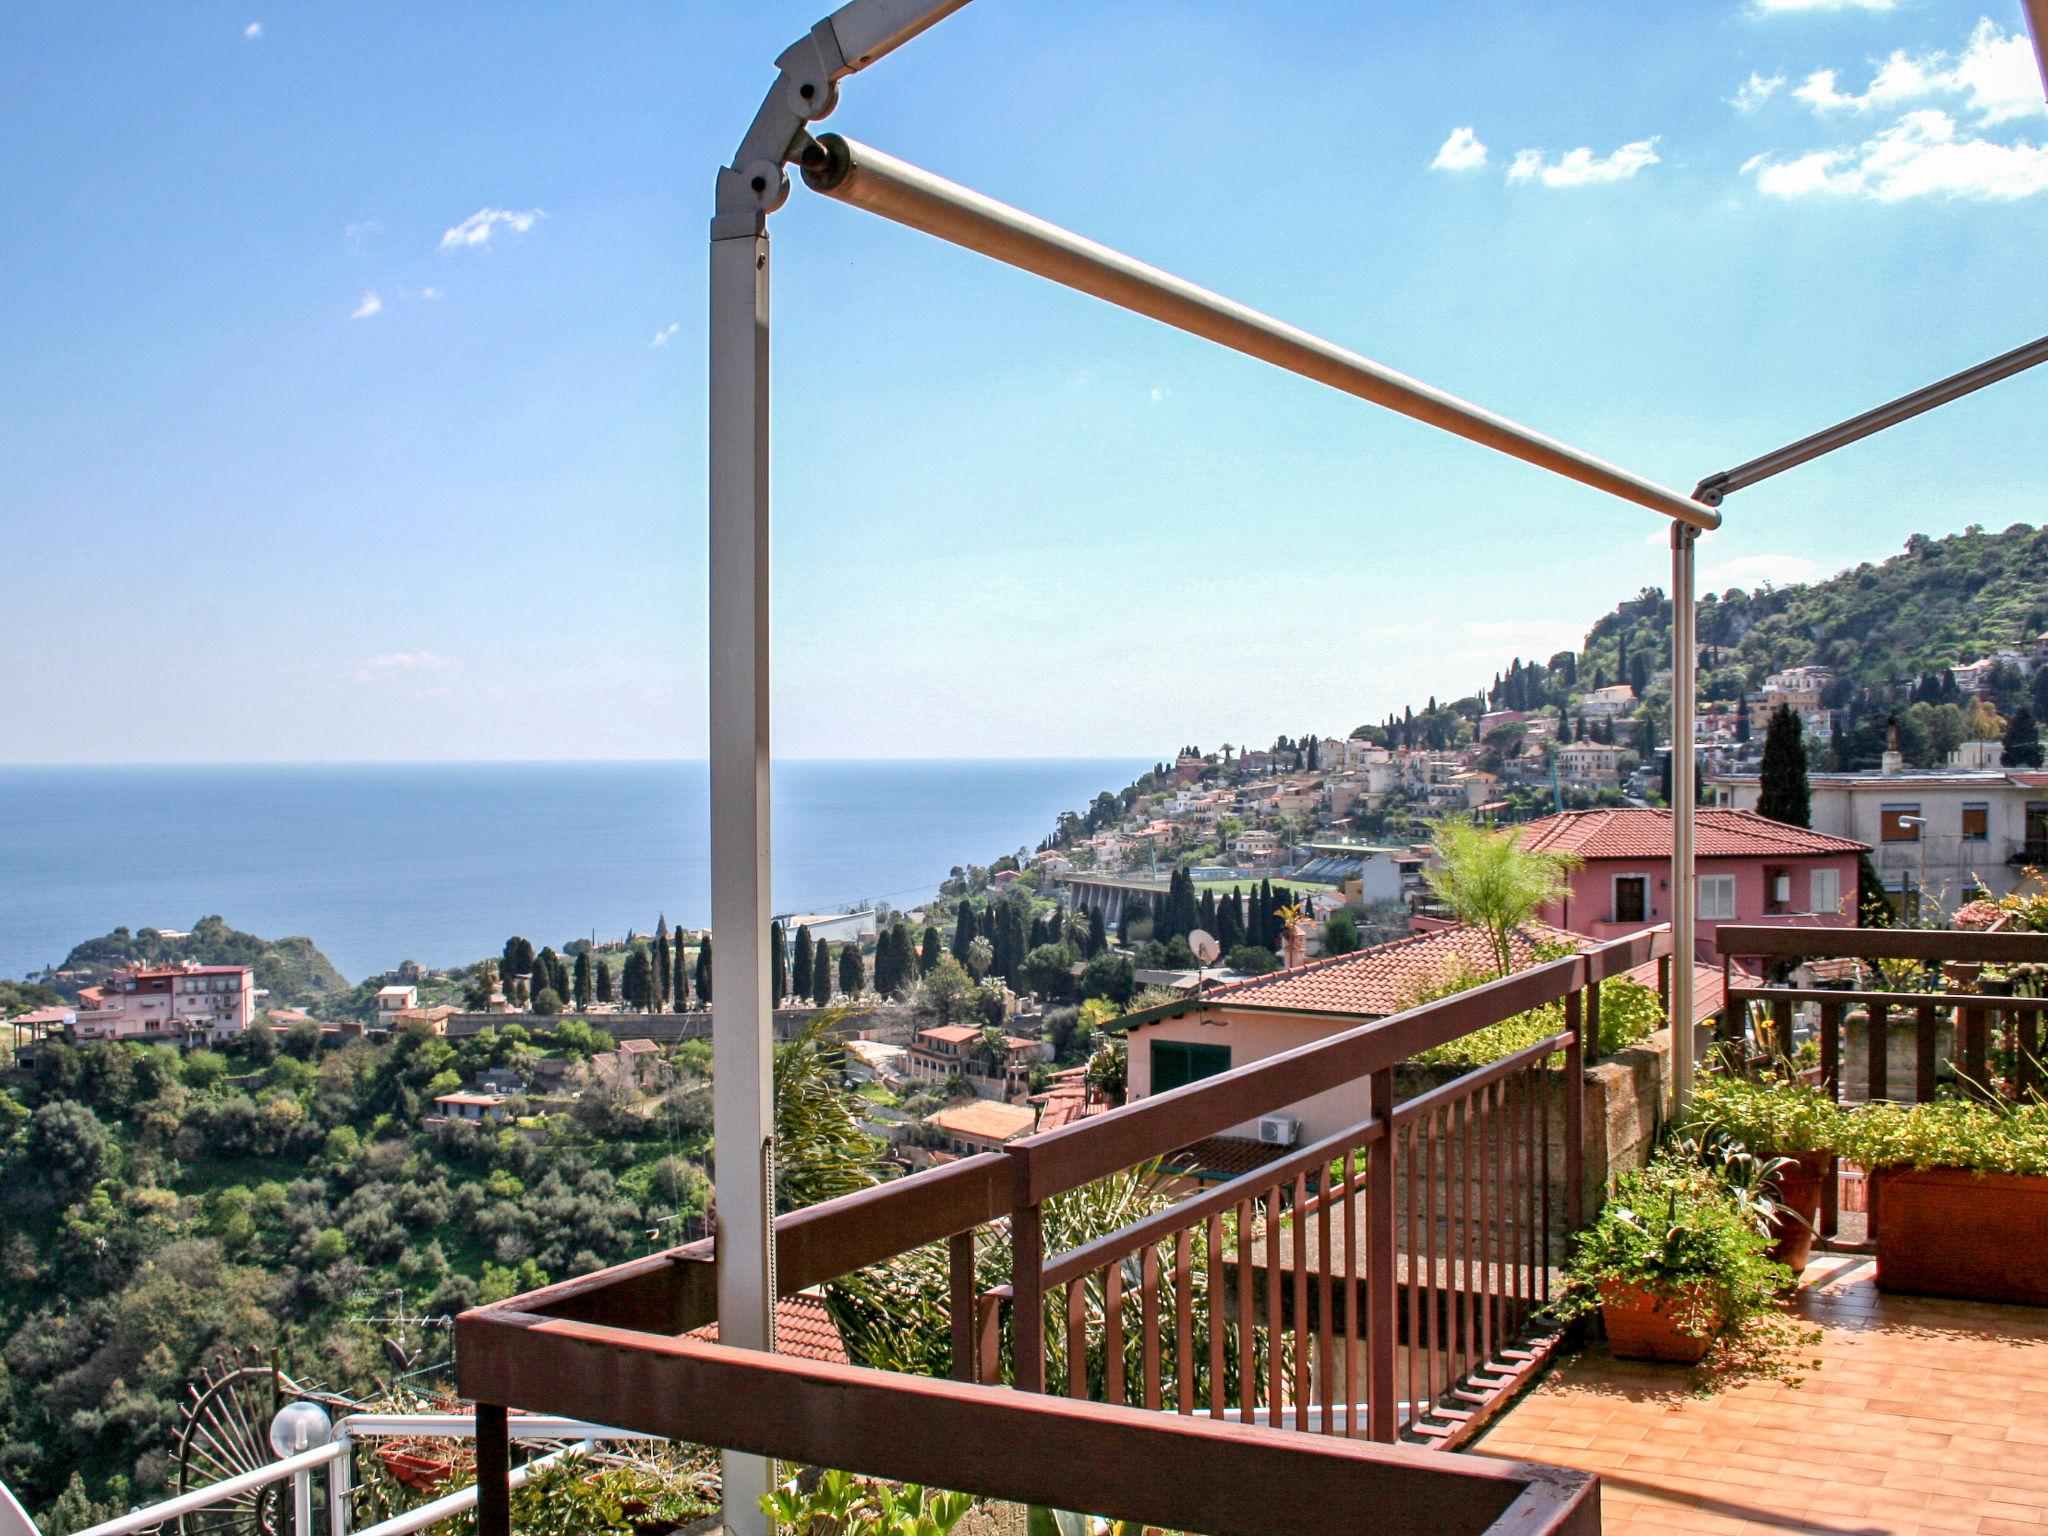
[1560,1158,1794,1364]
[1841,1100,2048,1306]
[1689,1074,1845,1275]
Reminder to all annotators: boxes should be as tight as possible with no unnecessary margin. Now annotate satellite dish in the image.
[1188,929,1221,964]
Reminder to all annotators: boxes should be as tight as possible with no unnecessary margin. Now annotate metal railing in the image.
[452,930,1671,1534]
[70,1415,656,1536]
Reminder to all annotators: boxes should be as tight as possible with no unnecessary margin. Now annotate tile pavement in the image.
[1470,1254,2048,1536]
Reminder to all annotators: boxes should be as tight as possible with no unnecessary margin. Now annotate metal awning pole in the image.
[801,134,1720,533]
[1695,333,2048,505]
[708,207,777,1536]
[1669,525,1698,1118]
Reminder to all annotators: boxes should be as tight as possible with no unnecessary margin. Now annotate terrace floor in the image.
[1471,1254,2048,1536]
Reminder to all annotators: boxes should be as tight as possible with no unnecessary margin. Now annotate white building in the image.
[1576,685,1637,719]
[375,984,419,1028]
[1713,759,2048,917]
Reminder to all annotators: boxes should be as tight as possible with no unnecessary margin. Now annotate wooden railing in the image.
[1717,925,2048,1105]
[1715,924,2048,1248]
[453,930,1670,1534]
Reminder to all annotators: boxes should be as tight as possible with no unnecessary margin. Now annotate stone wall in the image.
[442,1003,918,1043]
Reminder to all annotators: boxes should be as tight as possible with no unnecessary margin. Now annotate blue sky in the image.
[2,0,2043,764]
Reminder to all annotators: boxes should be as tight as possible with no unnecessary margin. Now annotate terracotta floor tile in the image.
[1466,1259,2048,1536]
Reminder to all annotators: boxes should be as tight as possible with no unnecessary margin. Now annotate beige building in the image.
[1713,761,2048,916]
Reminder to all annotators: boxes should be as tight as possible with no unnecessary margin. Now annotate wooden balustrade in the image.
[1713,924,2048,1248]
[454,932,1661,1534]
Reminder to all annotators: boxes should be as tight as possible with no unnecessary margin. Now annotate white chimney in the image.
[1881,748,1904,775]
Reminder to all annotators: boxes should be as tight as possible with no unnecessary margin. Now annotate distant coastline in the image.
[0,758,1150,983]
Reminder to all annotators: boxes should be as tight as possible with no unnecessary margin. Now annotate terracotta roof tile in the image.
[1191,922,1586,1018]
[1513,807,1867,859]
[924,1100,1038,1141]
[687,1291,848,1365]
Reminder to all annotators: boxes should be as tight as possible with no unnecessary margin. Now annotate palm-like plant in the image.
[1424,815,1581,977]
[774,1007,888,1213]
[967,1023,1011,1079]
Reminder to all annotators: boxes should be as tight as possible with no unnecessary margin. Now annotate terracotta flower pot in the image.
[1872,1167,2048,1306]
[378,1447,455,1492]
[1766,1151,1829,1276]
[1598,1281,1721,1364]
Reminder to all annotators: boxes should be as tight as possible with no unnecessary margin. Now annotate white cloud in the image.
[1430,126,1489,172]
[1792,21,2046,124]
[344,219,382,253]
[1700,554,1823,588]
[349,291,382,320]
[1149,385,1170,402]
[348,651,456,683]
[1748,109,2048,200]
[1731,72,1786,111]
[419,285,442,300]
[650,322,679,348]
[1751,0,1894,12]
[438,207,546,252]
[1506,137,1661,187]
[243,21,262,39]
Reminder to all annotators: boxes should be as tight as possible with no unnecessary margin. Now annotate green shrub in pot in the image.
[1689,1073,1845,1160]
[1841,1099,2048,1175]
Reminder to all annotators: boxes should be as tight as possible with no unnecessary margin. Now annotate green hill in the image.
[54,915,351,1011]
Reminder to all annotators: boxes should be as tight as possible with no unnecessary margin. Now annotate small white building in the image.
[375,984,419,1028]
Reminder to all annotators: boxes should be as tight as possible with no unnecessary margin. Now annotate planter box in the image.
[1872,1167,2048,1307]
[1598,1281,1719,1364]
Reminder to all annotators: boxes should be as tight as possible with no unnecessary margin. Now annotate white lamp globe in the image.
[268,1401,334,1459]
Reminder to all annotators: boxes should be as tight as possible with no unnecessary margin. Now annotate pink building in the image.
[73,961,256,1044]
[1513,808,1867,961]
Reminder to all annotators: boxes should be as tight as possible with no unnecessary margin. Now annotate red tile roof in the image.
[1513,808,1867,859]
[687,1291,848,1365]
[1190,922,1587,1019]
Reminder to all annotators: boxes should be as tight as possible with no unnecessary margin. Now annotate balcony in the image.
[1471,921,2048,1534]
[451,934,1669,1534]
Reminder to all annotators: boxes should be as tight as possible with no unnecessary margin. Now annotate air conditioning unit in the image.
[1257,1114,1301,1147]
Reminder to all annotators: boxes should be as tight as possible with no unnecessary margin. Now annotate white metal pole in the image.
[327,1432,352,1536]
[708,222,776,1534]
[292,1471,312,1536]
[802,135,1720,534]
[1669,524,1698,1117]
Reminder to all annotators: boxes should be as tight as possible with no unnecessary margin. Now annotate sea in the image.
[0,760,1148,984]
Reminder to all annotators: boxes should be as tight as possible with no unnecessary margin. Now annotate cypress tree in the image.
[596,957,614,1003]
[839,943,864,997]
[2004,707,2044,769]
[1216,889,1243,952]
[792,925,815,999]
[811,941,833,1005]
[952,904,979,965]
[572,949,592,1009]
[622,948,650,1010]
[920,923,942,976]
[1197,888,1218,935]
[504,935,535,982]
[770,921,787,1006]
[1085,907,1108,957]
[674,930,689,1010]
[654,915,671,1009]
[1116,898,1134,947]
[1758,704,1812,827]
[695,935,712,1004]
